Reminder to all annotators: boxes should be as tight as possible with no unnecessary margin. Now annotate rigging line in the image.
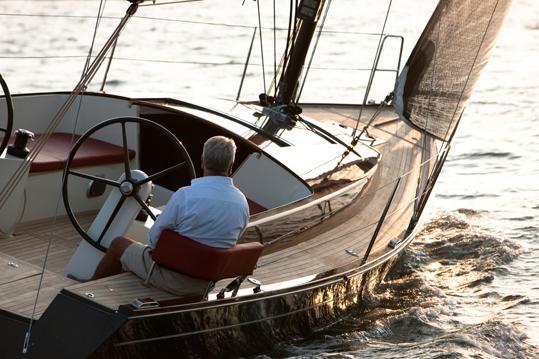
[109,59,389,72]
[236,27,257,101]
[355,95,390,141]
[0,12,256,29]
[287,0,299,102]
[0,12,390,36]
[273,0,277,98]
[351,0,393,138]
[0,54,398,73]
[266,51,286,96]
[73,0,109,150]
[132,16,379,35]
[82,0,107,75]
[442,0,501,146]
[21,0,107,354]
[256,0,267,94]
[0,12,112,19]
[72,0,108,158]
[0,0,138,232]
[21,194,62,354]
[297,115,363,157]
[298,152,342,177]
[139,0,203,6]
[0,55,85,59]
[100,37,119,92]
[277,0,294,95]
[333,100,386,169]
[136,15,260,29]
[296,0,332,103]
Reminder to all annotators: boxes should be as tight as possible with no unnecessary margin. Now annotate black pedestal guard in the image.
[0,73,14,155]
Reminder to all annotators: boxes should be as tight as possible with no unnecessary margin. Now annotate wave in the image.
[504,216,535,222]
[455,152,521,160]
[436,193,500,200]
[276,320,537,359]
[271,211,538,358]
[103,79,124,87]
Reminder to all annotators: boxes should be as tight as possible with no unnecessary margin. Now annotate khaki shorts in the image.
[120,242,210,297]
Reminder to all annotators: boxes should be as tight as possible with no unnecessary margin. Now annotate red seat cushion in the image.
[11,133,136,173]
[152,230,264,281]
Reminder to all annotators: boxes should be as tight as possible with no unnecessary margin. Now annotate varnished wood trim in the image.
[248,177,368,227]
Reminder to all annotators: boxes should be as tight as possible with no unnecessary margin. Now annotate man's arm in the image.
[147,191,183,248]
[237,196,250,241]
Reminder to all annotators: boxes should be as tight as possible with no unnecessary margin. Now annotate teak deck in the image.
[0,106,436,320]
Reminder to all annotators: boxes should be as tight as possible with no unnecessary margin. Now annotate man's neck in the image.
[203,169,229,177]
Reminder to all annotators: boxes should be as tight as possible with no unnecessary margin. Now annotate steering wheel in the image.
[62,116,195,252]
[0,73,14,155]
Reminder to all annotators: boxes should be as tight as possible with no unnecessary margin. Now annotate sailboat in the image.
[0,0,512,357]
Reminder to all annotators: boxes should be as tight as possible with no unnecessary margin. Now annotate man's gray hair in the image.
[202,136,237,173]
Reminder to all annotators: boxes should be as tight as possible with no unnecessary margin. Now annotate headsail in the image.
[393,0,512,142]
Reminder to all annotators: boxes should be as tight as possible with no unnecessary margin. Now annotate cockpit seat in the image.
[146,229,264,299]
[21,132,135,173]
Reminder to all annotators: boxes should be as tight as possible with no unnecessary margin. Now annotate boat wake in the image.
[270,210,539,358]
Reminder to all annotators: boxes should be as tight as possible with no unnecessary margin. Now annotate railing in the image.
[364,34,404,103]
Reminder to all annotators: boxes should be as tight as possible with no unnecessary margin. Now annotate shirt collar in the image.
[191,176,233,185]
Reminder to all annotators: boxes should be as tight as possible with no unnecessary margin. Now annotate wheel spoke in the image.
[136,162,186,186]
[121,121,131,180]
[69,170,121,188]
[96,195,126,244]
[133,193,157,221]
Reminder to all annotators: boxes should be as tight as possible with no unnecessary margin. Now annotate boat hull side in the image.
[26,292,127,358]
[91,253,400,358]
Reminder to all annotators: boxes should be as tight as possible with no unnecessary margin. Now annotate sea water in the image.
[0,0,537,357]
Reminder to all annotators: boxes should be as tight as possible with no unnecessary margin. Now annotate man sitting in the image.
[90,136,249,296]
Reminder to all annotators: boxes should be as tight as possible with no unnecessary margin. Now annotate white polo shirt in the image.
[148,176,249,249]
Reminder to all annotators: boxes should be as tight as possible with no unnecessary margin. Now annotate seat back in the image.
[151,230,264,281]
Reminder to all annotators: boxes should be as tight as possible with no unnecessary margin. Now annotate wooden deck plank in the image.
[4,213,94,274]
[65,273,178,310]
[0,252,41,285]
[0,214,90,318]
[0,269,76,319]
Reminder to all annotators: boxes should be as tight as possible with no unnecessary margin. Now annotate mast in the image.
[276,0,326,105]
[249,0,325,141]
